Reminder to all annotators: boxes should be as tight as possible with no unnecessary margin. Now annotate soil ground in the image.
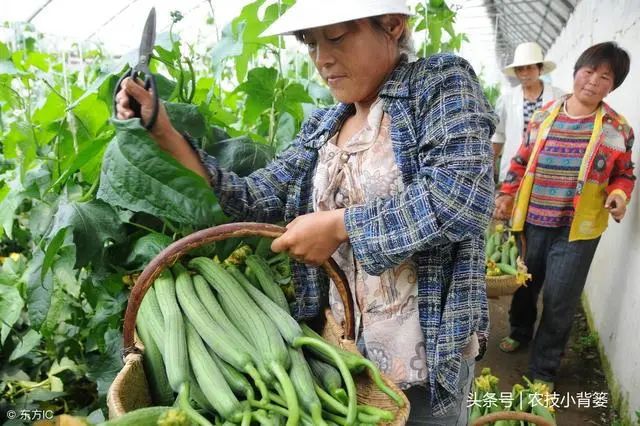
[475,296,622,425]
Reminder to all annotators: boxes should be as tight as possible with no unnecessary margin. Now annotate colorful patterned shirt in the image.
[192,54,496,416]
[526,105,595,227]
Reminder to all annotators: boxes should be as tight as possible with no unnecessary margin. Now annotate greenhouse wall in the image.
[545,0,640,421]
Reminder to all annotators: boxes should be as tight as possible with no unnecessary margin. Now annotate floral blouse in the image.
[312,99,427,389]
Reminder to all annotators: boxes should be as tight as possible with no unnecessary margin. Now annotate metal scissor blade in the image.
[138,7,156,66]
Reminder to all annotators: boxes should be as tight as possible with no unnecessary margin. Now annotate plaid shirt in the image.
[197,54,497,416]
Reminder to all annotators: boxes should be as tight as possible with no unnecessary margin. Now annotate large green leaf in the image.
[41,227,68,281]
[126,232,173,268]
[0,170,25,238]
[32,91,66,126]
[207,136,274,177]
[25,250,52,331]
[211,21,245,68]
[274,112,296,152]
[3,121,36,173]
[47,129,113,191]
[73,93,110,137]
[9,329,41,362]
[97,119,225,226]
[0,42,10,60]
[164,102,207,138]
[86,328,123,397]
[236,67,278,123]
[0,284,24,346]
[278,82,314,122]
[47,198,125,268]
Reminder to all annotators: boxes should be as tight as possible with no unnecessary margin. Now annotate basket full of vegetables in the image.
[468,369,556,426]
[105,222,409,425]
[484,222,531,298]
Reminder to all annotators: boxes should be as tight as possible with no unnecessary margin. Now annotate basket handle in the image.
[122,222,354,353]
[471,411,555,426]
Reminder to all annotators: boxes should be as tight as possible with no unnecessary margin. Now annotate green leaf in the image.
[154,44,181,67]
[126,232,173,268]
[87,290,126,330]
[41,227,68,282]
[274,112,296,151]
[24,51,50,72]
[32,91,66,125]
[46,198,125,268]
[427,19,443,52]
[154,73,178,100]
[236,67,278,123]
[40,284,67,336]
[211,21,244,67]
[306,81,333,104]
[86,328,123,397]
[49,375,64,392]
[0,171,25,238]
[278,82,313,122]
[3,122,36,172]
[0,42,10,60]
[47,129,113,191]
[67,71,116,111]
[49,356,82,376]
[73,93,110,137]
[25,249,54,329]
[207,136,274,177]
[164,102,207,138]
[9,329,41,362]
[97,119,226,226]
[0,284,24,346]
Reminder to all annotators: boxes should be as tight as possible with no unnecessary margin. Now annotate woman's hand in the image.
[114,76,210,181]
[271,209,349,266]
[493,193,514,220]
[605,192,627,222]
[115,77,174,145]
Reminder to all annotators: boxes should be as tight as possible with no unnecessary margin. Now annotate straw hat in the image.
[503,42,556,77]
[261,0,411,37]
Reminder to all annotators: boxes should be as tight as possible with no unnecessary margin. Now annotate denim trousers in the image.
[508,223,600,382]
[404,357,475,425]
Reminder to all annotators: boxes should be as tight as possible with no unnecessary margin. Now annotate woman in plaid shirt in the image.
[115,1,497,423]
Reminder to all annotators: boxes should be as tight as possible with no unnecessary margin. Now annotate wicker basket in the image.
[484,220,530,299]
[485,257,529,298]
[106,222,409,425]
[470,410,555,426]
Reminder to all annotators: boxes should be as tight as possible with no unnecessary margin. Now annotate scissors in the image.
[113,7,159,130]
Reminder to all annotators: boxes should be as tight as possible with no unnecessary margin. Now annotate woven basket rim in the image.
[109,222,408,424]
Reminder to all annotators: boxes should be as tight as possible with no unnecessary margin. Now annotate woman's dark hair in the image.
[573,41,630,90]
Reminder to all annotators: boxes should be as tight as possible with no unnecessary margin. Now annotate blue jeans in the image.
[509,224,600,382]
[404,357,475,425]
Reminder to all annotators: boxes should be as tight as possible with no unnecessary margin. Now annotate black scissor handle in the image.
[113,66,159,131]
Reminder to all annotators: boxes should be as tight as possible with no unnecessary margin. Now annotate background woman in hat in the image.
[494,42,634,390]
[115,0,496,423]
[492,42,564,184]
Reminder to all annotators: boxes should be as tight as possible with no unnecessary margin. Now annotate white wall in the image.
[545,0,640,421]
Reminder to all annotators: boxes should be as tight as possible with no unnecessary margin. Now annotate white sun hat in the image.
[503,42,556,77]
[260,0,412,37]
